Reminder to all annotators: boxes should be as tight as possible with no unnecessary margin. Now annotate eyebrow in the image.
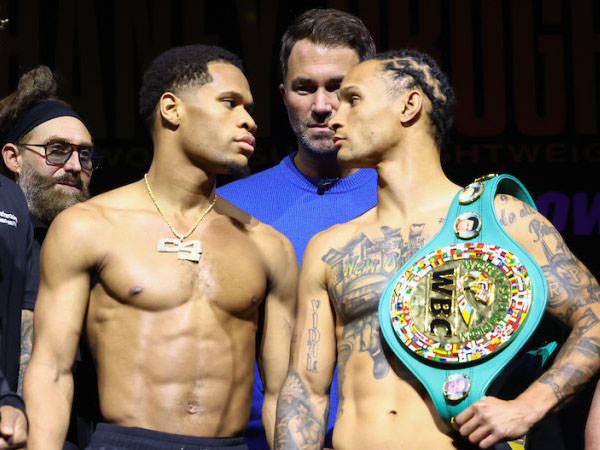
[290,77,315,86]
[327,76,345,84]
[339,85,358,96]
[43,135,94,146]
[291,76,345,85]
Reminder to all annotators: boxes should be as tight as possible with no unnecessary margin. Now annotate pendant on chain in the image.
[144,174,216,264]
[157,238,202,262]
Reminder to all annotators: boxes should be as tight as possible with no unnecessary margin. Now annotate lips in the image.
[55,183,81,193]
[332,136,345,145]
[55,176,83,190]
[308,123,332,132]
[235,135,256,147]
[234,135,256,154]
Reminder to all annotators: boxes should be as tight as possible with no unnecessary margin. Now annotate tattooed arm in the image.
[275,236,337,450]
[259,231,298,449]
[17,309,34,394]
[456,194,600,448]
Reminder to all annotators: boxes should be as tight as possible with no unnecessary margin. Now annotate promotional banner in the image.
[0,0,597,278]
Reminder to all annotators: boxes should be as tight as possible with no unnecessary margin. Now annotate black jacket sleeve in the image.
[0,368,25,412]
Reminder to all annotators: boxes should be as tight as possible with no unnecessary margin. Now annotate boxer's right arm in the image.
[274,235,336,450]
[23,206,96,450]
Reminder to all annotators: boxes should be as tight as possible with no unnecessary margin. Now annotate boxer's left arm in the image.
[258,230,298,448]
[456,194,600,448]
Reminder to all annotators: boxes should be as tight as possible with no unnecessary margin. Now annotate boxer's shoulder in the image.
[306,208,379,256]
[215,195,292,249]
[203,196,297,279]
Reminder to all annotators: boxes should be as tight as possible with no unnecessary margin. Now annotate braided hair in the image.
[371,49,455,149]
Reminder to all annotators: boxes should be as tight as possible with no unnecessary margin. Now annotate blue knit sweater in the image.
[218,155,377,449]
[219,154,377,264]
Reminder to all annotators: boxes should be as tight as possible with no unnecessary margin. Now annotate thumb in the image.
[0,420,13,438]
[11,409,27,447]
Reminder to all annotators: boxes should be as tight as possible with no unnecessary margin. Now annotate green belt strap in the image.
[379,174,549,423]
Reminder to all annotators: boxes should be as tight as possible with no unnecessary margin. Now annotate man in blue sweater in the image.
[218,8,376,449]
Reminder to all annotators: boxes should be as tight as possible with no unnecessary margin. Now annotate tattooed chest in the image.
[322,225,427,323]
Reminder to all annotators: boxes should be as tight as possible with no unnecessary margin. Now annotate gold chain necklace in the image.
[143,173,217,262]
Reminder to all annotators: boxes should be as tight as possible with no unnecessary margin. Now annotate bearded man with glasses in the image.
[1,68,97,227]
[0,65,99,450]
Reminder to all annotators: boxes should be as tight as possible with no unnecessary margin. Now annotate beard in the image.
[297,130,337,155]
[291,118,337,155]
[226,160,251,178]
[18,162,90,224]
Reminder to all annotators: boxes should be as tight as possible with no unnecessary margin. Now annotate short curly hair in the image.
[371,49,455,149]
[139,44,243,129]
[280,8,376,81]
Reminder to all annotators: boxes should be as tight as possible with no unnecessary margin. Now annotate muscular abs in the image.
[323,222,459,449]
[85,211,267,437]
[323,225,426,410]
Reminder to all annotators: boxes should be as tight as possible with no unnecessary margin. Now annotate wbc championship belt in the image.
[378,174,548,423]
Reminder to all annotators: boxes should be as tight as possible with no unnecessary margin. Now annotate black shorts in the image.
[85,423,249,450]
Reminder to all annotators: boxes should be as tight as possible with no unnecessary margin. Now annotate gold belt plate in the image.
[389,243,532,364]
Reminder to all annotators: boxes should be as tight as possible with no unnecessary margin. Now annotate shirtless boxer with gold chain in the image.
[275,49,600,450]
[24,44,297,450]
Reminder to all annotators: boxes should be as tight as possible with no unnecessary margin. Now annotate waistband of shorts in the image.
[91,423,247,449]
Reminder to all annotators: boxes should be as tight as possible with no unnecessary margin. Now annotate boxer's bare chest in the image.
[324,222,443,323]
[321,220,443,386]
[94,214,268,315]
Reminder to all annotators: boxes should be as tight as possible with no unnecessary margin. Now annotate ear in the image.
[158,92,181,127]
[2,143,22,176]
[279,83,287,106]
[399,90,423,125]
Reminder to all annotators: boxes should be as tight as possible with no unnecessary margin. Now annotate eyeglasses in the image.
[17,141,100,171]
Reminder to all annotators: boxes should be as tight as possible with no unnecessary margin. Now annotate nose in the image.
[63,149,83,173]
[328,108,344,132]
[311,89,336,123]
[239,109,257,134]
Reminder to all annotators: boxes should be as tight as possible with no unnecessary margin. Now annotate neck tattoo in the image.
[143,174,217,263]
